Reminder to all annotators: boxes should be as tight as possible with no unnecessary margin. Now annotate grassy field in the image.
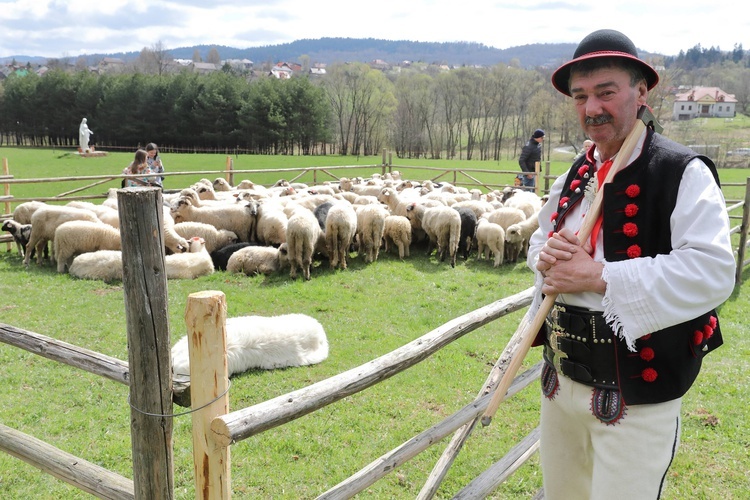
[1,145,749,499]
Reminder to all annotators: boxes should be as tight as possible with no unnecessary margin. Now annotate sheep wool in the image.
[171,313,329,377]
[165,237,214,279]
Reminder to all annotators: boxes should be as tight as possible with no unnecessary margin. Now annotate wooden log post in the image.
[184,291,231,500]
[225,156,233,187]
[3,158,10,253]
[118,187,174,500]
[736,178,750,283]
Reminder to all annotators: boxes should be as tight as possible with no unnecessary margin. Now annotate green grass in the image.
[1,147,749,499]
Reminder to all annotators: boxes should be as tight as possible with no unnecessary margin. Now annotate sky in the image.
[1,0,747,59]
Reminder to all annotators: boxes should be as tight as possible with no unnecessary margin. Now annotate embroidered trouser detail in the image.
[590,387,627,425]
[541,363,560,400]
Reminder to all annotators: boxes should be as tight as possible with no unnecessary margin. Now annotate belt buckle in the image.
[547,305,568,372]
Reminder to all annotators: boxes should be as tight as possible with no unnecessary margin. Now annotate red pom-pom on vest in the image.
[627,245,641,258]
[625,203,639,217]
[559,196,570,208]
[642,368,658,382]
[551,212,559,222]
[626,185,641,198]
[709,316,718,329]
[693,330,704,345]
[640,347,655,362]
[703,325,714,339]
[578,165,589,177]
[623,222,638,237]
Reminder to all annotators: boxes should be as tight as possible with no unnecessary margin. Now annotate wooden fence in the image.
[0,188,542,498]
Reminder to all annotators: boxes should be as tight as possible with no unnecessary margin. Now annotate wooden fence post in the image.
[118,187,174,500]
[736,178,750,283]
[3,158,10,253]
[225,156,234,187]
[184,291,231,500]
[534,161,541,196]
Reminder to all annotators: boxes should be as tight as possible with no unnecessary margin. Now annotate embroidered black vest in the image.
[544,130,724,405]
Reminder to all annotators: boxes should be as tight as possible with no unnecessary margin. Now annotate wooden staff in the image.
[481,106,661,426]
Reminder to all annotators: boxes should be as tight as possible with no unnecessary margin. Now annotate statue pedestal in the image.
[77,151,108,157]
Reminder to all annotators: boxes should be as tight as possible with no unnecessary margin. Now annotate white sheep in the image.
[483,207,527,230]
[171,313,329,377]
[355,203,389,263]
[254,201,288,246]
[54,220,122,273]
[66,201,121,229]
[170,197,257,242]
[226,244,289,276]
[13,201,46,224]
[162,206,189,255]
[285,207,322,281]
[24,205,99,266]
[69,250,123,281]
[325,202,358,270]
[475,218,505,267]
[505,211,540,263]
[406,204,461,267]
[173,221,238,253]
[165,236,214,279]
[452,199,495,222]
[383,215,412,259]
[503,189,543,218]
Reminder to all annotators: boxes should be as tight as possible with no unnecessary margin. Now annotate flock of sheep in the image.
[2,171,546,281]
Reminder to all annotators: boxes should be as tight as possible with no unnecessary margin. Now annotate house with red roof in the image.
[672,86,737,120]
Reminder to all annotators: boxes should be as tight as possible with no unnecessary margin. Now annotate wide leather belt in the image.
[543,303,619,390]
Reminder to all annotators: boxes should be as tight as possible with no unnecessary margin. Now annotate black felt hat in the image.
[551,29,659,96]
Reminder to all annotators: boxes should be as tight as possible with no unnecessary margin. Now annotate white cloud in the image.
[0,0,747,58]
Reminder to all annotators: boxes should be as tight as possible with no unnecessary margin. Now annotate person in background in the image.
[526,29,735,499]
[518,128,544,189]
[122,149,156,187]
[145,142,165,188]
[574,139,594,161]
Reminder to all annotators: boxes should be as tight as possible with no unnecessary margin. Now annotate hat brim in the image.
[551,50,659,96]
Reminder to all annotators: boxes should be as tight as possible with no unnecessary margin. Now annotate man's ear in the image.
[637,81,648,106]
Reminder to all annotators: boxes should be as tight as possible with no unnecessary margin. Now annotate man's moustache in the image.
[585,115,613,125]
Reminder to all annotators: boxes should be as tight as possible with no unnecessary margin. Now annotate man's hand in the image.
[536,228,606,295]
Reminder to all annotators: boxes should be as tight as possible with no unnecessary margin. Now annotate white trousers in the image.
[540,371,682,500]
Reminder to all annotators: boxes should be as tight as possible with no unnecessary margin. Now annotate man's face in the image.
[569,66,647,158]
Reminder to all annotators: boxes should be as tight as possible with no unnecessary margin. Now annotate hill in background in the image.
[3,38,605,69]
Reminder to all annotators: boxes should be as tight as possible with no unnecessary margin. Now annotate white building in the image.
[672,86,737,120]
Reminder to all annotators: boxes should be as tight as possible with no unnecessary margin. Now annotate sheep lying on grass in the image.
[165,236,214,279]
[69,250,123,281]
[2,220,32,258]
[226,244,289,276]
[54,220,122,273]
[210,242,255,271]
[171,313,329,377]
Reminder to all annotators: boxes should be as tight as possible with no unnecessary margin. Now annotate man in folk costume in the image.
[526,29,735,499]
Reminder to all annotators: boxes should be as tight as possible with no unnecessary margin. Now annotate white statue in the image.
[79,118,93,152]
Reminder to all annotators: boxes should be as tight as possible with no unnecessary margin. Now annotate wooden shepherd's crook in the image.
[481,105,661,426]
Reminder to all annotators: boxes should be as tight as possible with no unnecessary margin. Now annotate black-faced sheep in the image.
[475,218,505,268]
[171,313,328,378]
[2,219,32,258]
[383,215,412,259]
[53,220,122,273]
[225,243,290,276]
[165,236,214,279]
[285,207,322,281]
[325,202,358,270]
[24,205,99,266]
